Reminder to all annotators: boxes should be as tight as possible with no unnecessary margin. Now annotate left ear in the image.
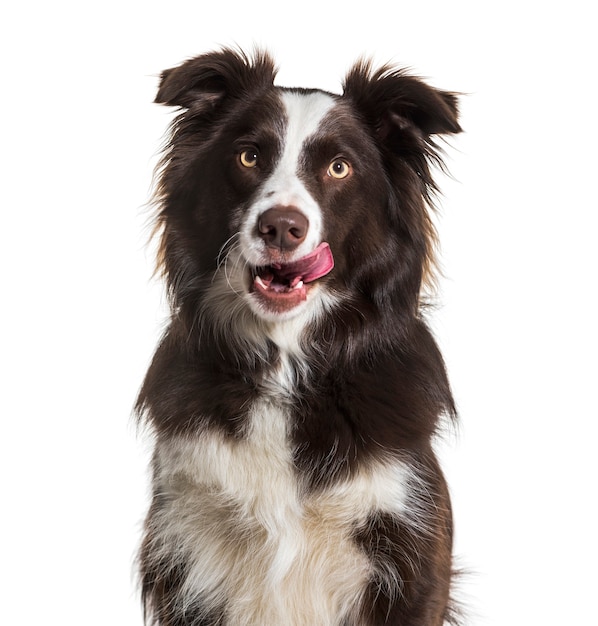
[342,59,461,140]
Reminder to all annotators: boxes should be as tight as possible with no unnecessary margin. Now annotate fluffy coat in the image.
[137,48,462,625]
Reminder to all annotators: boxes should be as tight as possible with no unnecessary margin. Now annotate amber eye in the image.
[239,149,259,168]
[327,158,351,179]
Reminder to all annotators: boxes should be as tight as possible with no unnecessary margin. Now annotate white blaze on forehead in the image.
[240,90,336,265]
[278,90,337,179]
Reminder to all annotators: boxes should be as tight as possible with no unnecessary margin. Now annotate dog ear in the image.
[342,59,461,140]
[155,48,278,110]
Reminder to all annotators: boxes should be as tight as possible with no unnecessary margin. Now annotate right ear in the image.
[155,47,278,110]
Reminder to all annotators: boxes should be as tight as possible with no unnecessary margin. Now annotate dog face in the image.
[153,49,460,328]
[218,89,339,321]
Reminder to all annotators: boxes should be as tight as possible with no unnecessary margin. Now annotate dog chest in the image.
[151,394,415,624]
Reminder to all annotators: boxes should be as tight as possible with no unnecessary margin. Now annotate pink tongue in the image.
[271,242,334,284]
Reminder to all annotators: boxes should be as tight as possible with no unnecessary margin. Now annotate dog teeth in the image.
[255,273,304,292]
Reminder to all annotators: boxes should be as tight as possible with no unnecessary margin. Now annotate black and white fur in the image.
[137,48,462,625]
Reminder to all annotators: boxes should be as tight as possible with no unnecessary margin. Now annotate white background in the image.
[2,1,597,624]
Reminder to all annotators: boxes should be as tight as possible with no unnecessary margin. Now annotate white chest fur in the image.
[151,386,416,625]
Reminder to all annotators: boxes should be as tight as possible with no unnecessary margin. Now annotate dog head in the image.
[152,48,460,338]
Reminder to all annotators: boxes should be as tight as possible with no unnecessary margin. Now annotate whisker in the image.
[215,233,242,275]
[221,241,248,297]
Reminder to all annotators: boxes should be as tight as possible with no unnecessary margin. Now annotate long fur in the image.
[137,47,462,625]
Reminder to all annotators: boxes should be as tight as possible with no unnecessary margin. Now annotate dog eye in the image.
[327,158,351,179]
[239,149,259,168]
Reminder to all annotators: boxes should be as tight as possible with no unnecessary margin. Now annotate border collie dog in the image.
[137,48,462,625]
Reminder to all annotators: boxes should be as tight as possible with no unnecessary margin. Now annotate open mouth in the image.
[250,242,334,313]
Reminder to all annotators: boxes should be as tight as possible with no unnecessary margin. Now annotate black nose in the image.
[257,207,308,251]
